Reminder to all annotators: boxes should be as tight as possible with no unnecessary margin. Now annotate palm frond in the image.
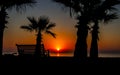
[27,17,37,27]
[0,0,36,12]
[14,0,36,12]
[46,30,56,38]
[103,0,120,6]
[103,13,118,24]
[53,0,76,17]
[38,16,49,30]
[101,0,120,11]
[20,25,33,32]
[46,23,56,30]
[53,0,72,7]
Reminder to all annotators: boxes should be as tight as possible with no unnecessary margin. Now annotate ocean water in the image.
[3,51,120,58]
[99,53,120,58]
[50,53,73,57]
[50,52,120,58]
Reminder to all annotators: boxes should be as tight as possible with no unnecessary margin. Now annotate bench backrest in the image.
[16,44,49,56]
[16,44,36,55]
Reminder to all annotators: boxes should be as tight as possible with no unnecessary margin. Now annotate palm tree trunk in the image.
[0,28,4,56]
[90,21,99,58]
[35,29,42,57]
[74,20,88,59]
[0,7,7,57]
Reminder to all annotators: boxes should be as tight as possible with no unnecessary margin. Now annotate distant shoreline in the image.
[3,52,120,58]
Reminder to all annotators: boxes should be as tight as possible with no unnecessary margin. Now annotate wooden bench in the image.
[16,44,50,57]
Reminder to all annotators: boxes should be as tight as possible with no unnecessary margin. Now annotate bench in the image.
[16,44,50,57]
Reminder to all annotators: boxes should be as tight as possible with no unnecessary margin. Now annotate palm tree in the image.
[53,0,120,59]
[53,0,98,59]
[21,16,56,57]
[0,0,36,56]
[53,0,87,59]
[90,0,120,58]
[0,7,8,57]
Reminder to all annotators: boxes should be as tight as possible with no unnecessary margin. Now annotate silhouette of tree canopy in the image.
[89,0,120,58]
[53,0,93,59]
[53,0,120,59]
[21,16,56,57]
[0,0,36,56]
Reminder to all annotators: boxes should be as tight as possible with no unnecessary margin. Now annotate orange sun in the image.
[57,48,60,51]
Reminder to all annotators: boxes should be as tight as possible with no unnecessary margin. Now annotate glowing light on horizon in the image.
[57,48,60,51]
[57,53,60,57]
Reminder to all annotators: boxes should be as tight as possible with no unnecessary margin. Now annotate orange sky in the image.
[3,0,120,55]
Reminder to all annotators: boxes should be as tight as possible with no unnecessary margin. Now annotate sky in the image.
[3,0,120,57]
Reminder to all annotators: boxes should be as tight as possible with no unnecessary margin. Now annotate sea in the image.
[3,51,120,58]
[50,52,120,58]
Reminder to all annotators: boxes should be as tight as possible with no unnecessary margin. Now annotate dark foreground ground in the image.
[1,55,120,74]
[1,55,120,73]
[2,55,120,65]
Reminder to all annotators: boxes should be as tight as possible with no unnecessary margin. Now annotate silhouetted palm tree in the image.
[0,0,36,56]
[90,0,120,58]
[53,0,120,59]
[53,0,95,59]
[0,7,8,57]
[21,16,56,57]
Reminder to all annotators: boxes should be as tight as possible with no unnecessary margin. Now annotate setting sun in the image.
[57,48,60,51]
